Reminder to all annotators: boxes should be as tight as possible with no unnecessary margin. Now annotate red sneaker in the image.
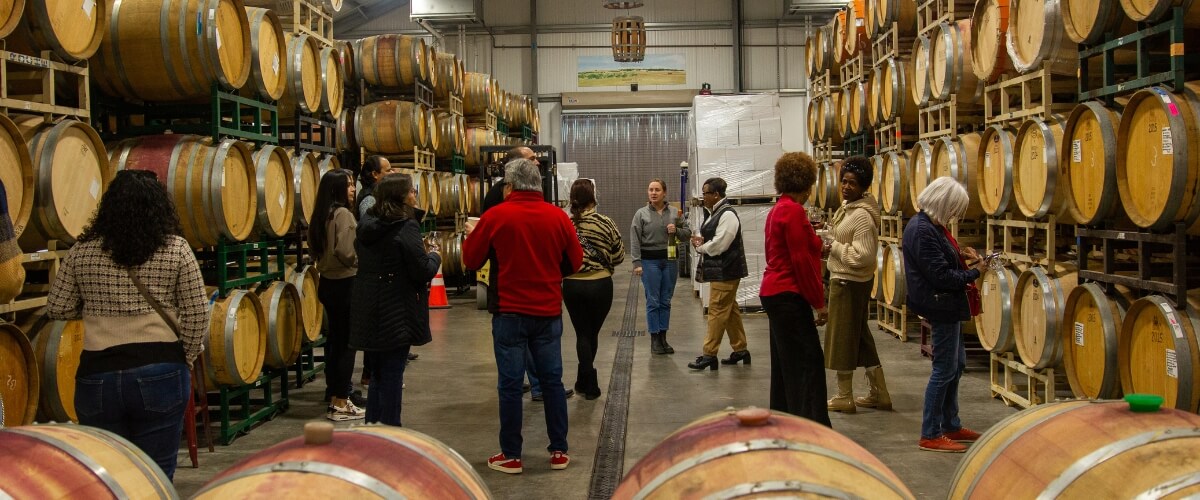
[943,427,982,443]
[488,453,523,474]
[550,450,570,470]
[918,435,968,453]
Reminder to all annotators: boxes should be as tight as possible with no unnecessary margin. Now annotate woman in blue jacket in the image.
[901,177,988,453]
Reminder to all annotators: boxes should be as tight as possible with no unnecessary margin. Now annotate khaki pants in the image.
[704,279,748,356]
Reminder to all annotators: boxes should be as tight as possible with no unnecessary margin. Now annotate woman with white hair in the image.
[902,177,987,453]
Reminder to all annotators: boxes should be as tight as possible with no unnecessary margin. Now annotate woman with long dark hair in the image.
[308,168,364,421]
[47,170,209,479]
[564,179,624,400]
[349,174,440,425]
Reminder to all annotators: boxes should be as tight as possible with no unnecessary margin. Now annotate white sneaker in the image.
[327,403,365,421]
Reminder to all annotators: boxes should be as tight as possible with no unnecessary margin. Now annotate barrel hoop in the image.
[1028,120,1061,218]
[344,429,483,496]
[196,461,405,500]
[1021,267,1061,367]
[161,0,193,98]
[40,322,69,421]
[223,291,248,385]
[179,138,211,246]
[1074,283,1121,397]
[104,1,136,98]
[265,284,285,365]
[960,402,1085,498]
[208,140,235,241]
[887,245,906,306]
[84,427,179,500]
[1038,429,1200,500]
[701,480,861,500]
[1151,296,1197,408]
[33,123,68,241]
[989,268,1014,350]
[6,428,131,499]
[1133,471,1200,500]
[633,439,910,500]
[199,0,224,87]
[984,125,1015,216]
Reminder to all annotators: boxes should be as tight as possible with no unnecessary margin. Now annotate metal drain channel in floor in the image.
[588,276,643,499]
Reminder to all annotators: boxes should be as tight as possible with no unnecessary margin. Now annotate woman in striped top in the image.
[564,179,624,400]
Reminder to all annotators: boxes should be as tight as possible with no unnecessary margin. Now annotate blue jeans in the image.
[75,362,190,479]
[526,348,541,396]
[492,313,568,458]
[641,258,678,333]
[365,346,411,426]
[922,321,966,439]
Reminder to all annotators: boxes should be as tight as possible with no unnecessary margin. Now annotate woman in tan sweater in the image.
[821,156,889,413]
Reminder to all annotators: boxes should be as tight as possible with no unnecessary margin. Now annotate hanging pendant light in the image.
[612,15,646,62]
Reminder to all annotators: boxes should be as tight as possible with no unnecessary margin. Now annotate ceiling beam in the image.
[335,0,410,34]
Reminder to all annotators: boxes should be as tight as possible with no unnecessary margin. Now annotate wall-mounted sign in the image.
[577,54,685,88]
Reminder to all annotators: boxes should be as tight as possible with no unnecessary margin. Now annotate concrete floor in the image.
[174,263,1018,499]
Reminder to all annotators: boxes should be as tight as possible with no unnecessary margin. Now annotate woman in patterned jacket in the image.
[564,179,624,400]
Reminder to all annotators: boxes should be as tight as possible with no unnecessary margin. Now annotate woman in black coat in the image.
[350,174,441,426]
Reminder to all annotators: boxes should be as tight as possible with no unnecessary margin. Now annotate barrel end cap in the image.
[304,421,335,444]
[1124,393,1164,413]
[735,407,771,426]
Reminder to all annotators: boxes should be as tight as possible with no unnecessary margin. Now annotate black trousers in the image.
[563,277,613,394]
[762,292,832,427]
[318,276,357,400]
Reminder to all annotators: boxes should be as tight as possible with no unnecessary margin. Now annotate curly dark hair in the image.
[369,174,415,221]
[841,155,874,189]
[308,169,354,257]
[569,178,596,221]
[774,152,818,195]
[78,170,183,267]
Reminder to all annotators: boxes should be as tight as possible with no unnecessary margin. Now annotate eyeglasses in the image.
[702,191,716,196]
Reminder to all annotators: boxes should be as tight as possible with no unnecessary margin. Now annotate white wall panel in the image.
[538,102,562,155]
[483,0,531,26]
[780,95,810,153]
[744,47,781,90]
[779,46,806,88]
[536,0,732,25]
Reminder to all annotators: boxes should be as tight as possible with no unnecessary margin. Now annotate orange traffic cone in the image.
[429,265,451,309]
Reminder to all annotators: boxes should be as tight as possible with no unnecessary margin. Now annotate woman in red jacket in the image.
[760,152,831,426]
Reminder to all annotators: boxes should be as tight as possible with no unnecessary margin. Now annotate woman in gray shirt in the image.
[631,178,691,355]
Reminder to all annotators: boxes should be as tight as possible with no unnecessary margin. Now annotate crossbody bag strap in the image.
[126,267,183,339]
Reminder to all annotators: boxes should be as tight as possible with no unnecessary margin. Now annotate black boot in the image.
[582,368,601,400]
[720,350,752,365]
[650,333,668,355]
[688,355,719,371]
[660,330,675,354]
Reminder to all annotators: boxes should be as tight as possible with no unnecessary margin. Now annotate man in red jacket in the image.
[463,157,584,475]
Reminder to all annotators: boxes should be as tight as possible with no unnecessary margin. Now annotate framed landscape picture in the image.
[577,54,686,87]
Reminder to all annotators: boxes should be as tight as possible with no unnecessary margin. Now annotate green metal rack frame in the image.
[497,117,510,136]
[98,84,278,145]
[843,132,873,157]
[1078,7,1194,102]
[437,153,466,174]
[209,367,290,445]
[294,336,327,388]
[197,239,288,299]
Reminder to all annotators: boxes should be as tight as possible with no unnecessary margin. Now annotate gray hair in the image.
[504,158,542,192]
[917,177,969,226]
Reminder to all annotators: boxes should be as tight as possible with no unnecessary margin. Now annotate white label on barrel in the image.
[273,55,280,75]
[1162,303,1185,339]
[1163,127,1173,155]
[83,0,95,18]
[90,180,100,199]
[216,31,222,50]
[1072,140,1082,163]
[278,192,286,209]
[1167,349,1179,379]
[1075,322,1085,346]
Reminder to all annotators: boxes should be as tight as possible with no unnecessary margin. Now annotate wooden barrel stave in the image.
[13,116,111,250]
[971,0,1012,82]
[1006,0,1078,74]
[978,124,1017,216]
[930,133,984,219]
[1013,264,1079,370]
[0,424,176,498]
[949,400,1200,498]
[280,32,322,115]
[288,264,323,342]
[290,149,320,227]
[976,266,1018,352]
[252,145,295,238]
[0,322,37,426]
[206,290,267,387]
[880,150,916,216]
[1063,283,1133,399]
[355,100,427,154]
[357,35,427,88]
[1120,290,1200,411]
[910,36,932,108]
[244,7,286,101]
[1013,115,1075,222]
[875,0,918,36]
[318,46,344,116]
[1117,84,1200,232]
[8,0,104,62]
[931,19,983,103]
[1063,0,1134,44]
[0,112,34,240]
[882,243,907,306]
[32,319,84,423]
[258,281,303,370]
[1063,101,1123,225]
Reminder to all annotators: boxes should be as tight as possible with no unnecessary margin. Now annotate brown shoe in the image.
[943,427,982,443]
[918,435,968,453]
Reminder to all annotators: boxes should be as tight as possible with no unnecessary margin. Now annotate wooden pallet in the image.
[880,214,905,244]
[876,300,913,342]
[989,351,1070,409]
[950,219,987,249]
[810,70,834,98]
[0,50,89,120]
[813,140,840,163]
[985,214,1068,268]
[434,95,464,117]
[918,97,979,140]
[465,110,497,130]
[984,63,1076,126]
[871,23,912,63]
[916,0,974,35]
[275,0,334,47]
[386,147,437,171]
[839,52,868,85]
[874,118,912,155]
[0,247,70,316]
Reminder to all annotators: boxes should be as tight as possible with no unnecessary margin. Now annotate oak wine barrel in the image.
[432,111,461,159]
[880,150,915,216]
[335,108,355,152]
[872,244,885,299]
[1119,0,1200,25]
[207,289,267,387]
[0,424,176,498]
[817,162,842,211]
[291,149,320,226]
[92,0,251,102]
[1007,0,1078,74]
[948,399,1200,498]
[909,140,934,205]
[975,266,1018,352]
[31,319,84,423]
[109,134,257,248]
[882,243,906,306]
[910,36,932,107]
[466,176,482,216]
[869,155,884,203]
[1116,83,1200,232]
[433,52,464,100]
[0,0,22,40]
[357,34,428,88]
[317,155,340,180]
[334,40,354,90]
[14,116,111,250]
[319,46,344,116]
[877,56,918,125]
[435,172,461,216]
[807,99,824,141]
[1013,115,1074,221]
[930,133,985,219]
[612,408,914,499]
[279,32,322,115]
[463,72,493,116]
[0,113,34,240]
[252,145,295,238]
[805,31,824,78]
[977,124,1017,216]
[437,232,466,275]
[244,7,287,101]
[1063,0,1131,44]
[1062,283,1134,399]
[830,91,848,141]
[846,80,869,135]
[257,281,303,370]
[841,0,869,63]
[8,0,103,62]
[874,0,918,37]
[288,264,323,342]
[464,127,496,167]
[1013,263,1079,369]
[355,100,429,154]
[971,0,1012,82]
[0,322,37,427]
[416,171,440,215]
[194,423,490,499]
[930,19,983,103]
[1063,101,1123,225]
[1120,291,1200,411]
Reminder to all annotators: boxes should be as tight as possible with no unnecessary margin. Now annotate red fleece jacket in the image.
[462,191,584,317]
[760,195,826,309]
